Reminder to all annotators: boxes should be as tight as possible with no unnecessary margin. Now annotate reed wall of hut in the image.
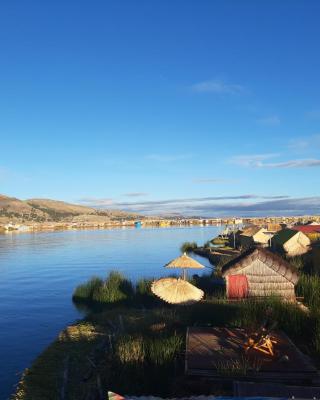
[231,259,295,298]
[222,248,298,299]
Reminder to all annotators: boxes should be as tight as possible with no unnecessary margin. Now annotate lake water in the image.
[0,225,221,398]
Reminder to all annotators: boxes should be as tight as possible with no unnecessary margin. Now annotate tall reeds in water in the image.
[73,271,134,306]
[296,273,320,310]
[73,272,159,308]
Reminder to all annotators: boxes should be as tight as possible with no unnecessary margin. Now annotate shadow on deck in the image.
[185,327,319,386]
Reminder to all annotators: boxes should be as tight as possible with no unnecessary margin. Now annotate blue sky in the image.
[1,0,320,216]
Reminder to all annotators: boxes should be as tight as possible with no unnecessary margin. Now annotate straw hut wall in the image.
[222,248,298,299]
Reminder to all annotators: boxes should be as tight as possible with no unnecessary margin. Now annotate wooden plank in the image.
[185,327,319,384]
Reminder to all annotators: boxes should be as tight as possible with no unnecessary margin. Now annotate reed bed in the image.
[73,271,134,307]
[15,264,320,399]
[180,241,198,253]
[13,296,320,400]
[296,273,320,310]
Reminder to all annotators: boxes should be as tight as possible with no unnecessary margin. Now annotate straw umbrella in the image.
[151,277,204,305]
[165,252,205,279]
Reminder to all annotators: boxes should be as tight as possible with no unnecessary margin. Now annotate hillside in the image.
[0,195,46,222]
[26,199,97,220]
[0,194,141,224]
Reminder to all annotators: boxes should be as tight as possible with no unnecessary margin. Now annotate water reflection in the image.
[0,226,221,398]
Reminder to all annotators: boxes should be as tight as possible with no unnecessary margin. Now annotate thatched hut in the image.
[292,225,320,242]
[271,228,311,256]
[238,225,270,249]
[221,248,298,299]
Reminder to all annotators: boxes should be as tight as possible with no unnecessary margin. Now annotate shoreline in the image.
[194,246,240,266]
[0,221,222,235]
[1,214,320,236]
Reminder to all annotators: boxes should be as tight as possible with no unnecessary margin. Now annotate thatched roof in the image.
[165,253,205,269]
[151,277,204,305]
[240,225,262,237]
[292,225,320,234]
[221,247,299,284]
[272,229,298,245]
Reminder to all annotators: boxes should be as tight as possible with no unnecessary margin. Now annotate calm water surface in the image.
[0,226,220,398]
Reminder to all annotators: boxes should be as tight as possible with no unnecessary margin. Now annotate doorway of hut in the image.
[227,274,248,298]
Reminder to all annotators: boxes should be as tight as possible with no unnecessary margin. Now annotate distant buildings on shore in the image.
[1,215,320,234]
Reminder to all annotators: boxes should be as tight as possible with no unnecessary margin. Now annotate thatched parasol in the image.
[151,277,204,305]
[165,252,205,279]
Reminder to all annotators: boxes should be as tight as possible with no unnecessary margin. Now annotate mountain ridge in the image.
[0,194,141,224]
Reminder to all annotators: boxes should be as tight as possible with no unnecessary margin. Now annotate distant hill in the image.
[26,198,97,219]
[0,194,46,221]
[0,194,141,223]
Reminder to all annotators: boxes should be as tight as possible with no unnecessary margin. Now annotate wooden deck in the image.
[185,327,319,384]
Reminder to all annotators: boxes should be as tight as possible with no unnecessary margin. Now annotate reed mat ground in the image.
[13,297,320,400]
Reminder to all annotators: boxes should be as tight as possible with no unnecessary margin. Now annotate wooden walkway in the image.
[185,327,319,385]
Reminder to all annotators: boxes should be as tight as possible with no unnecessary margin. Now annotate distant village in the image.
[192,218,320,290]
[215,217,320,257]
[1,214,320,234]
[1,193,319,235]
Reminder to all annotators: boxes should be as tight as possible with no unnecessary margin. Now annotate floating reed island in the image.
[13,244,320,400]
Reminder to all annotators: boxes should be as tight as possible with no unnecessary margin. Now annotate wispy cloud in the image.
[79,194,288,213]
[179,196,320,217]
[123,192,149,197]
[256,115,280,126]
[190,79,245,95]
[78,197,114,206]
[261,159,320,168]
[230,154,279,167]
[115,195,256,208]
[288,134,320,151]
[145,154,192,162]
[193,178,239,184]
[78,194,318,217]
[288,138,310,151]
[306,109,320,119]
[230,154,320,168]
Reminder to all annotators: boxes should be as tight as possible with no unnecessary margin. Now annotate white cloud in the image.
[190,79,244,94]
[257,115,280,126]
[79,194,318,217]
[262,159,320,168]
[193,178,239,184]
[180,196,320,217]
[230,154,279,167]
[145,154,192,162]
[288,134,320,151]
[306,109,320,119]
[230,154,320,168]
[78,197,114,206]
[123,192,149,197]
